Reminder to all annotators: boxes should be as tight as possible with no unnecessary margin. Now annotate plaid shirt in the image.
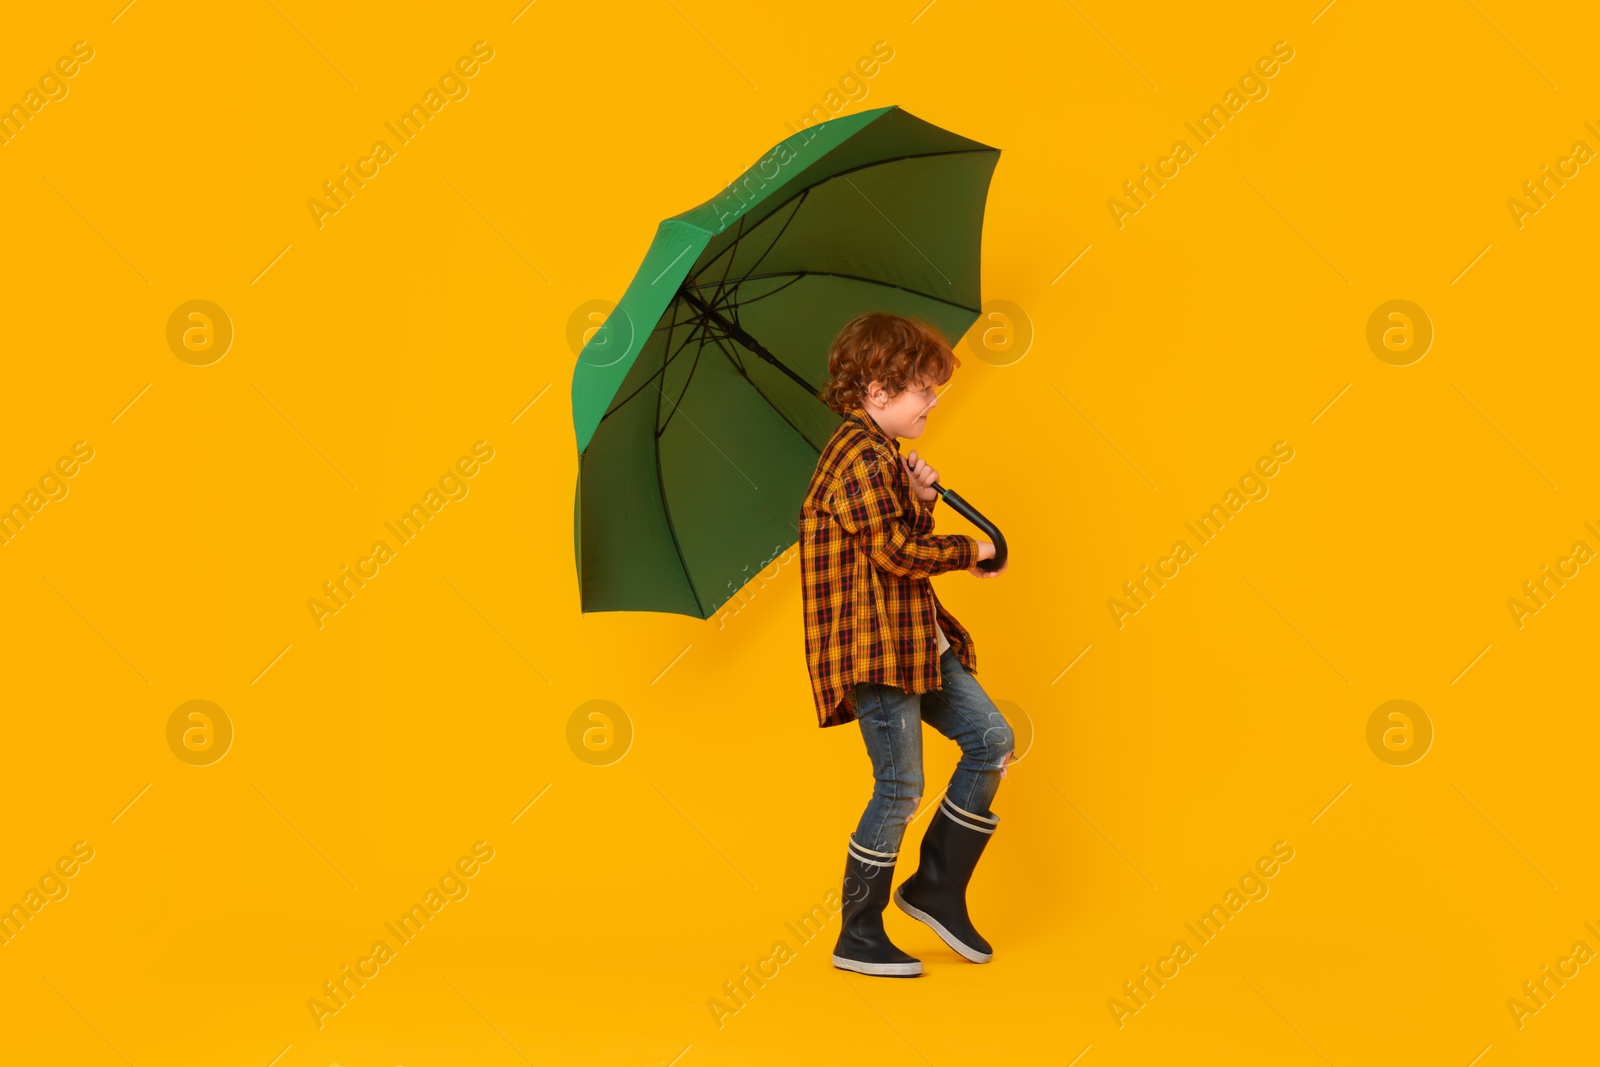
[799,405,980,728]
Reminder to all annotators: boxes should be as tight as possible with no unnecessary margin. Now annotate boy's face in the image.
[863,376,940,440]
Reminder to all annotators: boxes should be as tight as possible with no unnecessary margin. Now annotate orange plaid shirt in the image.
[799,405,981,728]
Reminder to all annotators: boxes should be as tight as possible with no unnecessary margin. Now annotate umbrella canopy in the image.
[571,104,1000,617]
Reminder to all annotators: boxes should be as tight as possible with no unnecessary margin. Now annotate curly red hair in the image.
[818,311,960,416]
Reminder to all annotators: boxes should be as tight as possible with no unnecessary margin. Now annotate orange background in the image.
[1,1,1597,1064]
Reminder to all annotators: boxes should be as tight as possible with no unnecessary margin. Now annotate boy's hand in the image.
[968,540,1007,578]
[902,450,938,502]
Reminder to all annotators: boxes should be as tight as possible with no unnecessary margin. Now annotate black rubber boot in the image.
[893,796,998,962]
[832,836,923,977]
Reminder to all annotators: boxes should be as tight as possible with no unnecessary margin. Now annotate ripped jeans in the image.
[850,646,1015,856]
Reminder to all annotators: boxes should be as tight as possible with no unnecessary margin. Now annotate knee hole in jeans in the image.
[981,724,1015,768]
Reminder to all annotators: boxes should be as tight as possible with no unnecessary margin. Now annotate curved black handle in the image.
[931,483,1007,572]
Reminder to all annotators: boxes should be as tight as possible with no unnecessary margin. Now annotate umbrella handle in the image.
[931,483,1007,572]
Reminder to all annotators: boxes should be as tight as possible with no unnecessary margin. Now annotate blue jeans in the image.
[850,646,1015,856]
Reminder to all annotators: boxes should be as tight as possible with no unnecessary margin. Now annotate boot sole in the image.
[893,886,993,963]
[831,954,923,977]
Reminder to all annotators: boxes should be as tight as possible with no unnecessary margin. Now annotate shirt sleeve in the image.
[911,490,937,535]
[833,449,978,579]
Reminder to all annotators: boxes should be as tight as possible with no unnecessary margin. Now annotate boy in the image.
[798,310,1014,978]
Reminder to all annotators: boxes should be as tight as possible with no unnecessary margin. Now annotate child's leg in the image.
[919,648,1015,817]
[850,680,927,855]
[891,649,1013,963]
[835,679,928,976]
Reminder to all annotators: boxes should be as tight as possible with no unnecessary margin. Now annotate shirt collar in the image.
[846,404,896,448]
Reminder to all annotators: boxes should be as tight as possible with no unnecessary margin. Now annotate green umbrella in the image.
[571,104,1003,618]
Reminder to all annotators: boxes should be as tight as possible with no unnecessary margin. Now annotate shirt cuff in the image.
[960,534,980,570]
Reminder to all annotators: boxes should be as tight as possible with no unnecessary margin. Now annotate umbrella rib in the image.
[600,303,717,421]
[692,190,809,315]
[645,272,807,335]
[688,147,994,271]
[598,289,820,454]
[651,326,708,619]
[706,329,823,456]
[684,269,980,315]
[659,300,819,456]
[693,213,755,346]
[678,288,816,397]
[707,195,809,353]
[699,212,751,313]
[696,201,799,355]
[653,208,755,410]
[843,173,951,287]
[599,284,807,431]
[654,317,715,443]
[709,273,808,311]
